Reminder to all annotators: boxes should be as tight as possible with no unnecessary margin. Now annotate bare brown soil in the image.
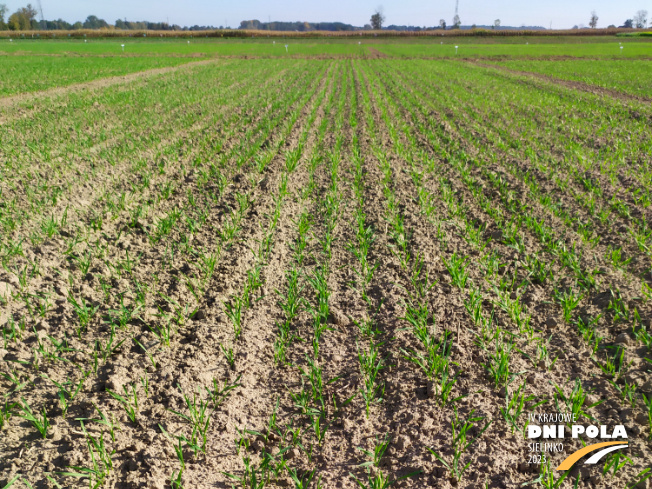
[0,58,217,109]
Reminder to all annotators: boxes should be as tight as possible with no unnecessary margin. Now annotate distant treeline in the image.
[238,20,358,31]
[0,5,217,31]
[0,27,641,39]
[239,19,548,31]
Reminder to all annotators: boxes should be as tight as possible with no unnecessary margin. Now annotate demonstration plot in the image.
[0,41,651,489]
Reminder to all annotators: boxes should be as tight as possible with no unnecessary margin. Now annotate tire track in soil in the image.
[0,57,219,109]
[468,59,652,105]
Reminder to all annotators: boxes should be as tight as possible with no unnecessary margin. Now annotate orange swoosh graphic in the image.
[556,441,628,470]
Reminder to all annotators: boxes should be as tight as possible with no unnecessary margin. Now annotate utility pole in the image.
[36,0,45,27]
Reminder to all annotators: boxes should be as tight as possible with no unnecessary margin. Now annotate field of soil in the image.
[1,38,651,489]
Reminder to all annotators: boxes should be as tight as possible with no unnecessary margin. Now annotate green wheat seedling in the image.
[484,341,512,387]
[274,320,291,365]
[221,213,242,245]
[170,469,184,489]
[107,383,139,423]
[107,295,142,330]
[76,402,120,443]
[520,335,559,371]
[607,290,631,323]
[2,317,23,347]
[611,377,638,408]
[288,468,317,489]
[500,381,545,435]
[0,399,16,430]
[643,394,652,439]
[634,323,652,350]
[223,295,245,340]
[427,407,491,483]
[67,294,100,338]
[46,375,84,417]
[299,354,325,406]
[245,265,265,305]
[522,254,550,285]
[18,398,50,438]
[401,296,433,343]
[74,250,94,276]
[627,468,652,489]
[357,433,391,471]
[206,375,242,409]
[59,420,114,487]
[523,458,570,488]
[307,266,331,354]
[132,338,158,369]
[97,331,126,363]
[148,315,175,347]
[160,424,186,472]
[553,288,583,323]
[277,268,305,322]
[443,253,470,289]
[290,212,312,265]
[349,469,419,489]
[598,345,627,379]
[357,341,387,416]
[386,212,411,270]
[220,342,236,370]
[169,385,211,454]
[553,379,601,422]
[401,338,450,381]
[233,425,251,455]
[410,252,438,300]
[602,450,632,477]
[574,315,602,354]
[607,246,632,271]
[223,455,270,489]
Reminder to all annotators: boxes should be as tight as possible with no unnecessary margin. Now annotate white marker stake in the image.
[285,44,288,53]
[455,45,458,54]
[121,44,125,52]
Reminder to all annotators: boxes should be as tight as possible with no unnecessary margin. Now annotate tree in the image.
[8,4,37,30]
[633,10,648,28]
[439,19,447,30]
[452,14,461,29]
[83,15,109,29]
[0,3,8,29]
[589,10,598,28]
[622,19,634,28]
[493,19,501,29]
[370,7,385,30]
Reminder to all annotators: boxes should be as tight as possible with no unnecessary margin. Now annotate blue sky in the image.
[1,0,648,29]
